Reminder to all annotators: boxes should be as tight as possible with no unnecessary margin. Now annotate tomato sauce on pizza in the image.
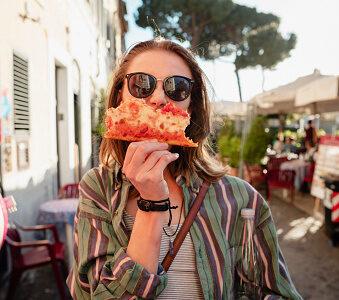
[104,98,198,147]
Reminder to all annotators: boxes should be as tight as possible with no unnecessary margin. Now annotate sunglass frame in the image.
[125,72,194,101]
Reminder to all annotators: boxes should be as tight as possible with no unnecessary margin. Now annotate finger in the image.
[128,142,169,171]
[139,150,172,174]
[147,153,179,179]
[123,140,158,171]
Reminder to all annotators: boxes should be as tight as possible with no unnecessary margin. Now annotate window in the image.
[13,53,30,132]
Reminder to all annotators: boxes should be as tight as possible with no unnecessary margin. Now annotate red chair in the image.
[244,163,268,198]
[267,169,296,204]
[301,162,316,193]
[4,223,68,300]
[57,183,79,199]
[303,162,316,184]
[267,157,289,171]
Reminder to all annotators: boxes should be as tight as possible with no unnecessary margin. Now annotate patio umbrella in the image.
[295,75,339,114]
[250,69,325,115]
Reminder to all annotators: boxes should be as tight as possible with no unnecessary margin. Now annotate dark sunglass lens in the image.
[164,77,190,101]
[128,73,155,98]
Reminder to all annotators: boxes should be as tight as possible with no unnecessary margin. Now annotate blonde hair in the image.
[100,38,227,194]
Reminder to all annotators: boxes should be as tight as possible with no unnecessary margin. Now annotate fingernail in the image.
[173,153,179,158]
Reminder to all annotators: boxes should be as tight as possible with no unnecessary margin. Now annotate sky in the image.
[124,0,339,102]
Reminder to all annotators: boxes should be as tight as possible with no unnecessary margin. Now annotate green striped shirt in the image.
[67,162,302,299]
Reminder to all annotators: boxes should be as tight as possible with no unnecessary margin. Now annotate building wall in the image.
[0,0,125,229]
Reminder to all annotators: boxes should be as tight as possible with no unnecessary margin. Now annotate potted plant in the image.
[217,120,241,176]
[243,115,270,181]
[91,89,106,166]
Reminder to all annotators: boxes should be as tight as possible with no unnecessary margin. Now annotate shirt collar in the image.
[113,161,124,191]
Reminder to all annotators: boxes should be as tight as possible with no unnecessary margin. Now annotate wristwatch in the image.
[137,198,170,212]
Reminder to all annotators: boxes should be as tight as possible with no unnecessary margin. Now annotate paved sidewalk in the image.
[269,190,339,300]
[0,265,71,300]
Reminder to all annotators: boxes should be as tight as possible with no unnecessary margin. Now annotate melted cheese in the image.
[106,98,189,134]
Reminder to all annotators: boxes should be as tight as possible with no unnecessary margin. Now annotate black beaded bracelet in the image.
[137,197,178,226]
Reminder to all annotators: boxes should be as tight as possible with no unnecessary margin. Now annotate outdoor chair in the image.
[57,183,79,199]
[267,157,289,171]
[4,222,68,300]
[267,169,296,204]
[301,162,316,193]
[244,163,268,198]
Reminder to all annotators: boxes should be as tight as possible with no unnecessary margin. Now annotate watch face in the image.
[139,199,151,211]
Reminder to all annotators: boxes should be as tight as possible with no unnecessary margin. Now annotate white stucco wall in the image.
[0,0,122,229]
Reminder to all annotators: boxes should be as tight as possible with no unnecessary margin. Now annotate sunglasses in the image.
[125,72,194,101]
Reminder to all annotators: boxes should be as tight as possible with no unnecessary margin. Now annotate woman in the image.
[67,38,302,299]
[304,141,317,163]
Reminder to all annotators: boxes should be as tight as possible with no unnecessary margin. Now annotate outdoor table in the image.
[37,198,78,269]
[280,160,311,190]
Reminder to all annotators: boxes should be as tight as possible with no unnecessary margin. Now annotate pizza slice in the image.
[104,98,198,147]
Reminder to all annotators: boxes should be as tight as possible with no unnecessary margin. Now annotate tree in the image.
[136,0,234,51]
[136,1,296,101]
[204,4,296,101]
[235,22,297,92]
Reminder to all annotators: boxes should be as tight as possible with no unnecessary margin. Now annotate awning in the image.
[250,69,326,114]
[295,76,339,113]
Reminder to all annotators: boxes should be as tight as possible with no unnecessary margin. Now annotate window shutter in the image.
[13,53,30,132]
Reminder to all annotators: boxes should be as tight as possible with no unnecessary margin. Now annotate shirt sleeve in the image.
[66,168,168,299]
[254,200,303,300]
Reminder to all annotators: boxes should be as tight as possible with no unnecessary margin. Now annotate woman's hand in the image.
[124,140,178,273]
[122,139,179,200]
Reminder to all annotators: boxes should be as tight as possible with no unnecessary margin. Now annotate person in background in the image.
[67,38,302,300]
[282,137,297,153]
[305,120,317,146]
[304,141,317,163]
[273,132,284,154]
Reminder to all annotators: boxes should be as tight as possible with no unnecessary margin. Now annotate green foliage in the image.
[199,4,296,68]
[235,22,297,71]
[219,119,235,137]
[203,4,280,59]
[243,116,270,165]
[92,89,106,138]
[135,1,297,101]
[217,120,241,168]
[228,136,241,168]
[136,0,234,50]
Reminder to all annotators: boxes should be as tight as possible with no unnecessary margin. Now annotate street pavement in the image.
[0,190,339,299]
[268,190,339,300]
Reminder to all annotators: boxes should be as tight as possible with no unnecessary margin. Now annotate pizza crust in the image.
[104,98,198,147]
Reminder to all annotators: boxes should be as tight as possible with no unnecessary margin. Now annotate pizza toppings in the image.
[104,98,198,147]
[161,103,189,118]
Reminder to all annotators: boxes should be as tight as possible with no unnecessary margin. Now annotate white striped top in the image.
[123,210,204,299]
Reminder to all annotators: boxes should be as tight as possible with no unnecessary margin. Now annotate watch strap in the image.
[137,198,170,212]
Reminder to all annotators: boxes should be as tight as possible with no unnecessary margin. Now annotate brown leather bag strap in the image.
[161,180,210,272]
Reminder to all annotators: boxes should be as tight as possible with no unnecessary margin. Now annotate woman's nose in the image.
[147,80,167,108]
